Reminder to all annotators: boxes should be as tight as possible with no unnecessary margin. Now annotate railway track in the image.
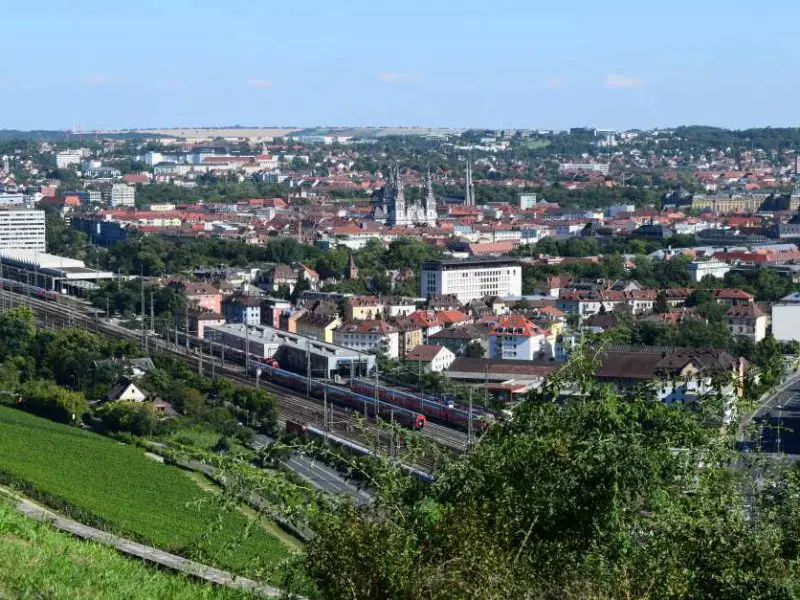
[0,291,465,470]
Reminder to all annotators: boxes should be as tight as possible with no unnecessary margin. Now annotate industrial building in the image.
[0,249,115,295]
[204,323,375,379]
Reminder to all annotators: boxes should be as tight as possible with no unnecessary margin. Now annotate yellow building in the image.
[345,296,383,321]
[296,313,342,344]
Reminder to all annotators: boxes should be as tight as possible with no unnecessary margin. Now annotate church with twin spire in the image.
[373,165,438,227]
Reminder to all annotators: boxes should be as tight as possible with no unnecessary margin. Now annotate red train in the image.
[260,364,426,430]
[350,379,492,432]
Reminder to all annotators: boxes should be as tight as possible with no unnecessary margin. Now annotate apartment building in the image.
[0,208,46,251]
[420,257,522,304]
[104,183,135,208]
[488,315,547,360]
[334,320,400,359]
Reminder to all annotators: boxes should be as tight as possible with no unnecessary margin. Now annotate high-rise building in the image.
[104,183,135,208]
[0,208,46,252]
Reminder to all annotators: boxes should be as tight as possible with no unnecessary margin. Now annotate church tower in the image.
[423,169,438,226]
[387,164,409,226]
[347,253,359,280]
[464,160,475,207]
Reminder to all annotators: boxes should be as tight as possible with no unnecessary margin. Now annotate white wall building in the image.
[518,192,537,210]
[105,183,135,208]
[55,151,82,169]
[688,259,730,282]
[772,293,800,342]
[421,258,522,304]
[334,320,400,359]
[0,208,46,251]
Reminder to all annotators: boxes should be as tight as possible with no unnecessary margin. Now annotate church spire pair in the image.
[464,159,475,207]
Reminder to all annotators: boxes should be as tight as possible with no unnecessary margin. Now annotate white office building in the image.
[55,151,82,169]
[0,208,46,251]
[688,259,730,282]
[421,257,522,304]
[104,183,135,208]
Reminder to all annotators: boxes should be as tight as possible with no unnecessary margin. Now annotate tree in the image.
[95,401,159,436]
[300,350,800,599]
[40,328,103,391]
[463,341,485,358]
[653,291,669,314]
[18,379,87,424]
[0,306,36,361]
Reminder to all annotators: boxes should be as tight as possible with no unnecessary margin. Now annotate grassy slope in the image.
[0,499,259,600]
[0,406,291,580]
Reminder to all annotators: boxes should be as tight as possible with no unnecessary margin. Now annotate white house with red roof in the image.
[488,315,548,360]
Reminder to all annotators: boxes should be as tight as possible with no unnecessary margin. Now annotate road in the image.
[741,370,800,453]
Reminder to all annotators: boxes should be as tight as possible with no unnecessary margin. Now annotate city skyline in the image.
[3,0,800,131]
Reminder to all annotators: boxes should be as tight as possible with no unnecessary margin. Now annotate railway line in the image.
[0,290,467,471]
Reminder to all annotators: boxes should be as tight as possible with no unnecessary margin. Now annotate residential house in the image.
[279,309,306,333]
[488,315,548,360]
[436,309,472,329]
[382,296,417,318]
[171,281,221,314]
[296,313,342,343]
[262,264,298,293]
[334,320,400,359]
[392,317,424,359]
[188,309,225,339]
[429,324,491,357]
[405,345,456,373]
[725,303,767,342]
[222,294,261,325]
[596,345,746,423]
[408,310,443,342]
[345,296,383,321]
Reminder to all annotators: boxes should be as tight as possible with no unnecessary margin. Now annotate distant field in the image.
[142,127,299,140]
[0,406,291,580]
[0,498,256,600]
[523,140,551,149]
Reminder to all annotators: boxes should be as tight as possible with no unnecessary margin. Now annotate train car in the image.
[259,364,426,430]
[351,379,492,432]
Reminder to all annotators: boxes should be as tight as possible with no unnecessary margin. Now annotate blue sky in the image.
[1,0,798,131]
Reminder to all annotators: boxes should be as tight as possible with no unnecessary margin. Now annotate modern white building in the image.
[105,183,135,208]
[0,208,46,251]
[518,192,537,210]
[558,162,610,175]
[420,257,522,304]
[688,259,730,282]
[55,151,82,169]
[772,293,800,342]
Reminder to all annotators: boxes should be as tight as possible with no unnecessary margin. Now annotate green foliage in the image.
[0,405,289,579]
[95,401,168,436]
[0,306,36,361]
[302,351,800,599]
[18,380,87,424]
[0,499,260,600]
